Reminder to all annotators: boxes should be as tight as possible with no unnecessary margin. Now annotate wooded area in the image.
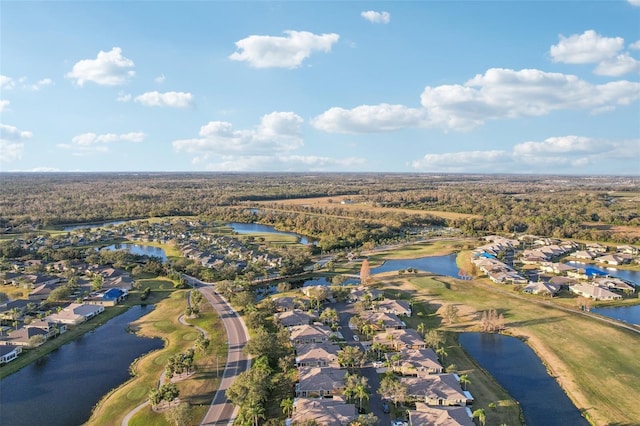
[2,173,638,247]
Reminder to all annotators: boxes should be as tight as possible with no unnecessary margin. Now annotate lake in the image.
[565,261,639,286]
[459,333,588,426]
[371,253,462,278]
[591,305,640,325]
[101,243,168,262]
[228,222,316,245]
[0,306,163,426]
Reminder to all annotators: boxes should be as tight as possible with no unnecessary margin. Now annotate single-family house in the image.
[348,286,384,303]
[295,342,341,368]
[571,250,595,260]
[273,296,304,312]
[389,347,444,376]
[290,397,356,426]
[373,329,426,351]
[28,282,62,301]
[296,367,348,398]
[375,299,412,317]
[523,282,560,297]
[359,311,406,330]
[289,324,333,345]
[595,254,629,266]
[0,344,22,364]
[275,309,317,327]
[48,303,105,325]
[401,373,473,406]
[617,245,638,255]
[593,277,635,293]
[539,263,575,275]
[0,299,32,320]
[408,403,474,426]
[569,283,622,301]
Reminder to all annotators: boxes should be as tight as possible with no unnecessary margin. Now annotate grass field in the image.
[85,280,227,426]
[372,269,640,426]
[256,195,480,221]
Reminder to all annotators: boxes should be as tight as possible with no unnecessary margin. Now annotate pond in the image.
[458,333,588,426]
[0,305,163,426]
[101,243,168,262]
[591,305,640,325]
[371,253,462,278]
[228,222,316,245]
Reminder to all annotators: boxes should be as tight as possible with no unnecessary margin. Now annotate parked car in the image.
[382,402,390,414]
[353,335,359,341]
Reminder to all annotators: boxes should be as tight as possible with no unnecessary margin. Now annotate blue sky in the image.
[1,1,639,174]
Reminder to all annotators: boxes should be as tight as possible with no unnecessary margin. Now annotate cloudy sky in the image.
[1,1,639,174]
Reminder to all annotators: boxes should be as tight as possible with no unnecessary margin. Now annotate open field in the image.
[256,195,480,221]
[372,269,640,426]
[86,282,226,426]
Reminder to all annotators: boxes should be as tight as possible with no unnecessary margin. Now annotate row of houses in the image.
[275,287,474,425]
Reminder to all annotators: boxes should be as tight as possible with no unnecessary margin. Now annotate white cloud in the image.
[550,30,624,64]
[311,104,425,133]
[0,75,15,90]
[66,47,135,86]
[317,68,640,134]
[630,40,640,50]
[116,92,132,102]
[0,123,32,163]
[594,53,640,76]
[59,131,144,155]
[411,150,511,172]
[420,68,640,130]
[361,11,391,24]
[628,0,640,6]
[0,75,53,91]
[173,111,303,155]
[411,136,640,173]
[155,73,165,83]
[134,91,194,108]
[0,100,9,112]
[229,30,339,69]
[199,154,366,172]
[30,78,53,91]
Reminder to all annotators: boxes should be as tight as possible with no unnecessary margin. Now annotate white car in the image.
[353,335,359,341]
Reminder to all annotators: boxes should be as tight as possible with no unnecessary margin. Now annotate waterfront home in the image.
[572,250,595,260]
[539,263,576,275]
[569,283,622,301]
[0,344,22,364]
[48,303,105,325]
[289,324,333,345]
[290,397,356,426]
[1,321,60,347]
[295,342,341,368]
[296,366,348,398]
[272,296,300,312]
[408,403,474,426]
[523,281,560,297]
[595,254,629,266]
[592,277,635,293]
[389,347,444,376]
[275,309,317,327]
[373,328,426,351]
[375,298,412,317]
[401,373,473,406]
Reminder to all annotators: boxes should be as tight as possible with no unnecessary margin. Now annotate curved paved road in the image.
[184,276,251,426]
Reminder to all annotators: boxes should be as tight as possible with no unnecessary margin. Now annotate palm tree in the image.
[436,346,448,364]
[472,408,486,426]
[246,400,265,426]
[459,374,471,391]
[280,398,294,418]
[355,381,370,412]
[416,322,426,337]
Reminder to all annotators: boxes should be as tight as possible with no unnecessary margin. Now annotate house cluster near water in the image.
[0,261,132,365]
[472,235,638,300]
[274,285,475,426]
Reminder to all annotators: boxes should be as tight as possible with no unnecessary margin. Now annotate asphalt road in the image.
[334,301,391,425]
[184,276,251,426]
